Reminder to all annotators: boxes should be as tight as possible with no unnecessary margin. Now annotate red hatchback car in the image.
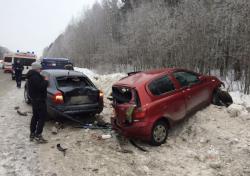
[111,68,224,146]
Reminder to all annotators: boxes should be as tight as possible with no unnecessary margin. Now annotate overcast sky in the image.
[0,0,97,56]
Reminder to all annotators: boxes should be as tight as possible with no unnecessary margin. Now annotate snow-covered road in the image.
[0,72,41,175]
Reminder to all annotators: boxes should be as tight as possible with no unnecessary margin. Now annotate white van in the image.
[3,52,37,79]
[0,60,3,69]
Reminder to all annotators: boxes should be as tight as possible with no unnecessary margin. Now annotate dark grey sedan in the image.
[24,69,103,119]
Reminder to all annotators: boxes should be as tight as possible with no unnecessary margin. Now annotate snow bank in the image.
[227,104,248,117]
[229,91,250,108]
[75,67,250,112]
[74,67,126,96]
[74,67,98,79]
[228,91,250,117]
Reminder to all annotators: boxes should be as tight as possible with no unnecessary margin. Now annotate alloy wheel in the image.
[153,124,167,143]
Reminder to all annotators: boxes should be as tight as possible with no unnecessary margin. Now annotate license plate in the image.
[70,96,91,104]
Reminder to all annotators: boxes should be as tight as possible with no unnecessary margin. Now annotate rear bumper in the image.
[51,103,103,115]
[4,68,12,73]
[111,117,152,141]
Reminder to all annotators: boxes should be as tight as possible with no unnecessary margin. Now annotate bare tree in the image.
[43,0,250,93]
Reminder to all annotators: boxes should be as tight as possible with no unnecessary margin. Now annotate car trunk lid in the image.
[56,76,99,105]
[112,86,141,126]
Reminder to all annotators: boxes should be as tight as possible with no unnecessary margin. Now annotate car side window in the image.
[173,71,199,87]
[148,76,175,96]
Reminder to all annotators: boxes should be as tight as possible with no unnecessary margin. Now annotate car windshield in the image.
[4,57,12,63]
[112,87,133,104]
[42,60,72,69]
[14,58,36,66]
[57,76,91,88]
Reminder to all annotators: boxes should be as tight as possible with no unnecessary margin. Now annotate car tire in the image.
[212,89,233,107]
[212,90,220,106]
[150,120,169,146]
[24,88,31,104]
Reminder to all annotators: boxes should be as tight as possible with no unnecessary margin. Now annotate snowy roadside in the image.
[36,67,250,176]
[0,84,41,176]
[0,68,250,176]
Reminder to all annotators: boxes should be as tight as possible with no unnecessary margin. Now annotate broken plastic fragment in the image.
[126,105,136,123]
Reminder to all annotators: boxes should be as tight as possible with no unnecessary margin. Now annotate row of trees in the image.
[43,0,250,93]
[0,46,9,59]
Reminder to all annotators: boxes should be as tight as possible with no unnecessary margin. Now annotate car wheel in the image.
[212,90,220,105]
[24,88,31,104]
[150,120,169,146]
[212,89,233,107]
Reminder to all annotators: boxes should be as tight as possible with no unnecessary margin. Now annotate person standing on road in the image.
[12,59,24,88]
[26,62,48,143]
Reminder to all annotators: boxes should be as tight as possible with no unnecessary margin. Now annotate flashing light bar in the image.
[15,50,35,55]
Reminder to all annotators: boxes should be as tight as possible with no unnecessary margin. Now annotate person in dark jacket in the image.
[12,59,24,88]
[26,62,48,143]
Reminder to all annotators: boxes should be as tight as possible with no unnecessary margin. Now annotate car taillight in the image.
[53,91,64,104]
[99,90,104,97]
[133,107,146,120]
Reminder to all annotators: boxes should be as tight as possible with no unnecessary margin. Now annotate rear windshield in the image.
[4,57,12,63]
[14,58,36,66]
[112,87,141,106]
[112,87,132,104]
[57,76,92,88]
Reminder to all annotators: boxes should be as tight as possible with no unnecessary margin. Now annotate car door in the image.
[173,71,209,112]
[147,75,186,121]
[22,58,36,75]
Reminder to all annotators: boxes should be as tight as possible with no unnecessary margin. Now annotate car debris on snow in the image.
[74,122,112,130]
[56,144,67,156]
[209,161,222,169]
[101,134,112,139]
[51,126,58,135]
[51,122,64,134]
[129,140,148,152]
[118,149,134,154]
[16,110,28,116]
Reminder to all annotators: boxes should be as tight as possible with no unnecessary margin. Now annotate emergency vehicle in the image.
[3,51,37,79]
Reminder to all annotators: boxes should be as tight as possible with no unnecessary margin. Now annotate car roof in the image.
[113,68,186,88]
[42,69,86,77]
[41,57,70,61]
